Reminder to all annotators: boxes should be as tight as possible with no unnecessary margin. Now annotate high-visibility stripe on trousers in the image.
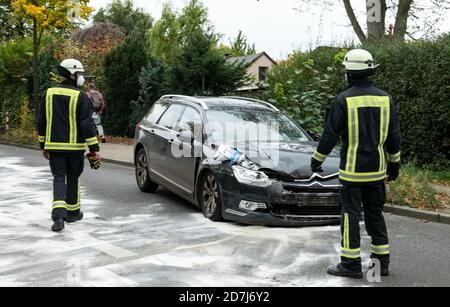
[49,152,84,221]
[339,183,390,267]
[371,244,390,256]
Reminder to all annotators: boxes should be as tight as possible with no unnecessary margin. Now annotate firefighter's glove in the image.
[87,152,102,170]
[311,157,324,173]
[386,162,400,182]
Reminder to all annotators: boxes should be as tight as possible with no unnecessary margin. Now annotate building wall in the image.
[247,55,275,82]
[237,55,275,91]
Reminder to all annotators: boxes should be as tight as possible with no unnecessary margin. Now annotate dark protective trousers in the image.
[339,183,390,270]
[49,152,85,221]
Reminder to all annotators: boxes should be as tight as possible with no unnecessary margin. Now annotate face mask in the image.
[77,74,85,87]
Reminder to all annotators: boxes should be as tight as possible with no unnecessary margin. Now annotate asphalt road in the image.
[0,144,449,287]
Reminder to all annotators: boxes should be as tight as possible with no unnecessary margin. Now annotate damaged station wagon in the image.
[134,95,341,226]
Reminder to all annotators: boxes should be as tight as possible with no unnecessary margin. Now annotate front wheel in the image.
[200,173,223,221]
[135,148,159,193]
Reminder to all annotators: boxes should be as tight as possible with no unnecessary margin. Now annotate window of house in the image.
[259,66,269,81]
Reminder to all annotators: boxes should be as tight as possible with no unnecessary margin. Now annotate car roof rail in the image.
[222,96,279,112]
[160,95,209,110]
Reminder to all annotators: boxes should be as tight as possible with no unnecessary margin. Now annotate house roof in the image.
[226,52,277,66]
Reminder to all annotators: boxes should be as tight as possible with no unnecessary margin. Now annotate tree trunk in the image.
[366,0,387,41]
[393,0,413,40]
[202,73,205,94]
[32,17,39,127]
[342,0,367,43]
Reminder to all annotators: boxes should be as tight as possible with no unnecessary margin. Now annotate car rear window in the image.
[145,103,168,124]
[157,104,186,130]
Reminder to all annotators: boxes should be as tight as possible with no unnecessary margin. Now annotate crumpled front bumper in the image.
[216,170,341,227]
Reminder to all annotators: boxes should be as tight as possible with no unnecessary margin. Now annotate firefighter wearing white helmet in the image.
[57,59,86,87]
[343,49,379,71]
[311,49,401,278]
[38,59,101,232]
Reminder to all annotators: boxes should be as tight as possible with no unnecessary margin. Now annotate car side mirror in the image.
[178,130,194,144]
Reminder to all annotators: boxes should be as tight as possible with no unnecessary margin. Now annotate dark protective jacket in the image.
[312,79,401,184]
[37,79,99,153]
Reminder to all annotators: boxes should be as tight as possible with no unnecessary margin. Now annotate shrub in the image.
[366,36,450,170]
[129,60,166,126]
[261,47,347,136]
[0,98,38,146]
[103,37,149,137]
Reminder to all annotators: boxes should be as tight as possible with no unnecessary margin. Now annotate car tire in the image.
[200,172,224,221]
[135,147,159,193]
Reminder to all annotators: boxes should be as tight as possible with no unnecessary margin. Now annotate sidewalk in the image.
[100,143,134,166]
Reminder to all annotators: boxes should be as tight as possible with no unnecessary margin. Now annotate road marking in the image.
[32,221,139,259]
[173,235,237,251]
[81,236,138,259]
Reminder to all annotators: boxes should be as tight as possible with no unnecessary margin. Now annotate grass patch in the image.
[429,170,450,186]
[388,164,449,211]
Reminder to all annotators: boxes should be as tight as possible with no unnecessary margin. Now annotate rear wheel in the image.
[135,147,159,193]
[200,173,223,221]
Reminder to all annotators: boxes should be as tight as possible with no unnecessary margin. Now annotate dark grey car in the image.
[134,95,341,226]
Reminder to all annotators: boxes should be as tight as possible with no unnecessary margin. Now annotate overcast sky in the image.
[88,0,450,60]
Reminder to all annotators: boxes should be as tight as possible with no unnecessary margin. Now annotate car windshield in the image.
[205,107,311,144]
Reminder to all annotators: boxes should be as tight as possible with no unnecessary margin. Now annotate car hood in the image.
[233,141,340,180]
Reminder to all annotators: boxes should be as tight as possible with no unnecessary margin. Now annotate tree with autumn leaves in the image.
[10,0,93,122]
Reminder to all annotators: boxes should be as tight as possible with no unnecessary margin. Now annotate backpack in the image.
[90,90,102,109]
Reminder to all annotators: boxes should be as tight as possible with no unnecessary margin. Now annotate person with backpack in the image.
[87,83,107,143]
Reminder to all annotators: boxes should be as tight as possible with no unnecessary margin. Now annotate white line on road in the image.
[74,232,138,259]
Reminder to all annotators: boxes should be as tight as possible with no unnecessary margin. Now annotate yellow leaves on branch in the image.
[11,0,93,30]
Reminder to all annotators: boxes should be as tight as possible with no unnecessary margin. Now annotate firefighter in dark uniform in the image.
[38,59,101,232]
[311,49,401,278]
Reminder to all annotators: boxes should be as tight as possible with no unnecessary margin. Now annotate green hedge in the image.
[366,37,450,170]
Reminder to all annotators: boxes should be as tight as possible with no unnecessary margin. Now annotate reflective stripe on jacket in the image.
[37,80,99,153]
[313,79,401,184]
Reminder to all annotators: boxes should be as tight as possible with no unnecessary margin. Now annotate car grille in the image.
[271,205,341,216]
[282,185,339,193]
[270,193,341,216]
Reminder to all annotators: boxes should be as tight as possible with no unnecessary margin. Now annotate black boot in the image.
[52,218,65,232]
[327,263,363,279]
[369,256,390,276]
[67,211,84,223]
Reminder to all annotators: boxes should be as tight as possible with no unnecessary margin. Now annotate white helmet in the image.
[59,59,85,75]
[343,49,379,72]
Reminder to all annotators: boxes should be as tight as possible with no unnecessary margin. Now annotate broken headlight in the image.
[232,165,272,187]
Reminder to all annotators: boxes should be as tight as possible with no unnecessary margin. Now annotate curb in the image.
[101,158,134,168]
[0,140,41,152]
[384,205,450,225]
[0,140,134,168]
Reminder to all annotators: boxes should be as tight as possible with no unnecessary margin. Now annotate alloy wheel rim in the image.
[202,175,219,218]
[137,152,148,186]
